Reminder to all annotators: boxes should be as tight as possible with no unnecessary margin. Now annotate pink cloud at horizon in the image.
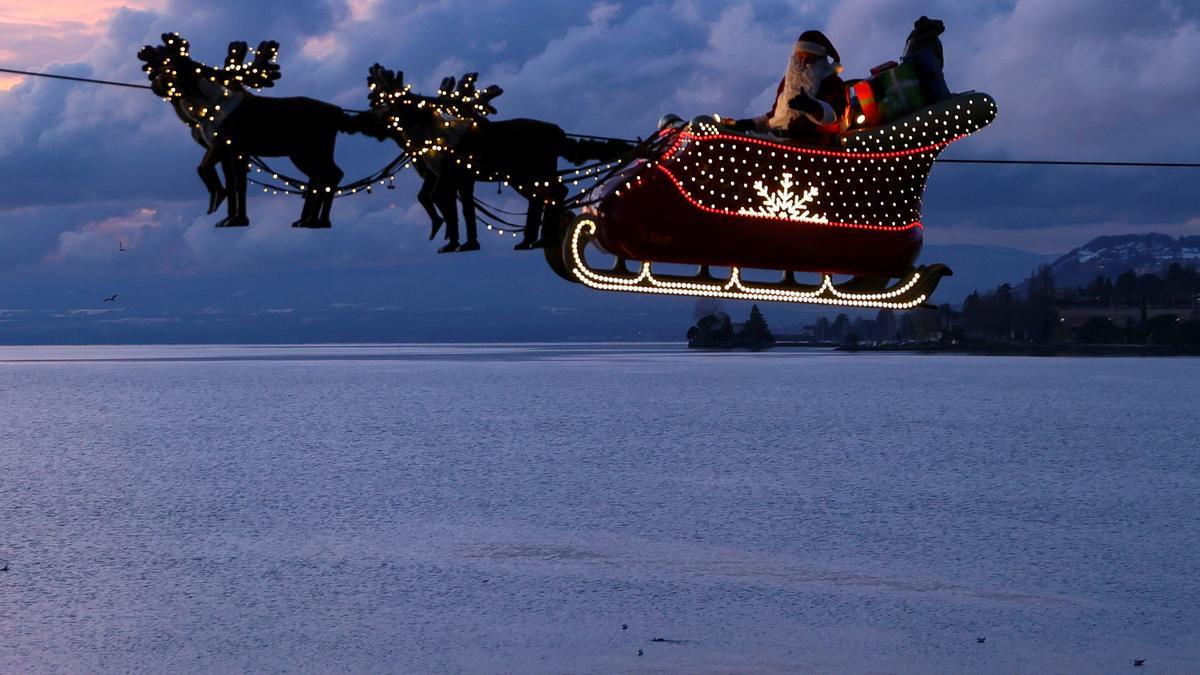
[0,0,164,88]
[0,0,161,26]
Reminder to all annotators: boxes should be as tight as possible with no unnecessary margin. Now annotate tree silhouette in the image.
[831,313,850,341]
[814,316,831,341]
[739,304,775,350]
[875,309,897,341]
[1022,264,1057,343]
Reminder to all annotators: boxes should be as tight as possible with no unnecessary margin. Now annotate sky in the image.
[0,0,1198,341]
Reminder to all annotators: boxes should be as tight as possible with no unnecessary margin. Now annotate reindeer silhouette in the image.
[148,38,281,222]
[140,34,353,228]
[348,65,631,251]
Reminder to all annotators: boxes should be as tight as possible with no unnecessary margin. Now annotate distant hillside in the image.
[937,234,1200,303]
[1047,234,1200,288]
[919,244,1058,305]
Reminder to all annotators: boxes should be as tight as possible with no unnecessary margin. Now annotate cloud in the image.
[0,1,165,85]
[0,0,1197,287]
[48,207,168,265]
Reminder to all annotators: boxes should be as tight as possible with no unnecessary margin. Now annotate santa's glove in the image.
[788,91,821,115]
[728,118,756,132]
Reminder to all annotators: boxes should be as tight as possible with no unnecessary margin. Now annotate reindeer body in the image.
[141,35,345,228]
[370,97,579,250]
[186,85,345,227]
[351,64,633,251]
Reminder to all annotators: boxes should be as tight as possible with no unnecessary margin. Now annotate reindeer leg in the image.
[220,157,249,227]
[293,188,317,228]
[290,155,322,228]
[199,159,226,215]
[535,184,569,248]
[434,174,460,253]
[193,130,226,215]
[417,170,444,241]
[200,147,237,228]
[310,134,342,228]
[515,193,544,250]
[457,178,479,252]
[315,163,343,228]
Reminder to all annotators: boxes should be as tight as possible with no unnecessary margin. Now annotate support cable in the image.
[6,66,1198,170]
[0,67,153,90]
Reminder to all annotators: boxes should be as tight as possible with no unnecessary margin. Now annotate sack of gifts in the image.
[902,47,951,103]
[870,61,925,120]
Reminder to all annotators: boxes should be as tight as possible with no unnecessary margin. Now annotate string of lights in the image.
[246,154,411,196]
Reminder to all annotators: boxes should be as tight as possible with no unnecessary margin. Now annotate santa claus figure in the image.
[727,30,846,144]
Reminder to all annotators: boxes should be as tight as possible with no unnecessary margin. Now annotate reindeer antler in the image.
[367,63,410,107]
[366,65,504,126]
[213,39,281,89]
[224,41,249,70]
[455,73,477,98]
[138,34,189,84]
[153,35,281,90]
[161,33,190,57]
[245,40,281,88]
[435,72,504,119]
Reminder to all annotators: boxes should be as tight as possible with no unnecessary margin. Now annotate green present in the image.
[877,95,902,124]
[872,62,926,119]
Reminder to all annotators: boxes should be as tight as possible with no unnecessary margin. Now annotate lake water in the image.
[1,344,1198,673]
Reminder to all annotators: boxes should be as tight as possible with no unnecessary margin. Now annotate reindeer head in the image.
[366,64,429,132]
[366,64,504,127]
[139,34,282,99]
[367,64,413,108]
[138,33,195,98]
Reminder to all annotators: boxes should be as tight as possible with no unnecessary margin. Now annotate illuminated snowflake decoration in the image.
[737,173,828,223]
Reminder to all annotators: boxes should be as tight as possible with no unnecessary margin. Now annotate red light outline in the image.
[669,131,966,159]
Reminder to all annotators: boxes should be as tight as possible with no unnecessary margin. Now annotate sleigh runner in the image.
[549,92,997,308]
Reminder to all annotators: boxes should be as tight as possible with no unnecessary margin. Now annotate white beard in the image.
[768,57,834,131]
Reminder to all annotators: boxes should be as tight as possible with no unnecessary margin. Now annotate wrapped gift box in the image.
[848,80,881,127]
[871,62,925,119]
[870,60,899,76]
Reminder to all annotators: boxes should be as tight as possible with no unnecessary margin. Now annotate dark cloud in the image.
[0,0,1197,279]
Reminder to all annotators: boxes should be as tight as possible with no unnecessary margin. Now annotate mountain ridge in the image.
[1045,233,1200,289]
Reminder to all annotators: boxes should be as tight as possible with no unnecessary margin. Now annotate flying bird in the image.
[118,242,127,252]
[1135,659,1145,667]
[104,294,119,302]
[977,637,986,644]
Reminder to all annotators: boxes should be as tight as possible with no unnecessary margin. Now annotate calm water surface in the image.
[1,344,1198,673]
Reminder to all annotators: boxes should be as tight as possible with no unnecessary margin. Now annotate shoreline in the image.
[833,342,1200,357]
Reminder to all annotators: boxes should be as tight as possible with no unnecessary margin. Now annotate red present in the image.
[849,80,881,127]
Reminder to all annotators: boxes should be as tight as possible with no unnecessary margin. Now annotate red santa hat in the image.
[794,30,841,69]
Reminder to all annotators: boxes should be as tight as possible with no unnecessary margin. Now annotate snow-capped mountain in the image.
[1047,234,1200,288]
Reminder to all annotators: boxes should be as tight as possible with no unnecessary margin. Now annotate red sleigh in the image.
[550,92,997,308]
